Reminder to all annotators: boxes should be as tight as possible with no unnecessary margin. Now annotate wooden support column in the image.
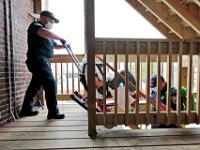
[33,0,42,13]
[33,0,49,13]
[84,0,97,138]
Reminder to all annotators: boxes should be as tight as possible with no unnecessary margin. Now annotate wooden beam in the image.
[84,0,97,138]
[193,0,200,7]
[125,0,179,39]
[96,112,198,125]
[162,0,200,35]
[33,0,42,14]
[137,0,196,39]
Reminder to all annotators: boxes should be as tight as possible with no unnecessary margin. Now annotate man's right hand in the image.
[60,39,66,45]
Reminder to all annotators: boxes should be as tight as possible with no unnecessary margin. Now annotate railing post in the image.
[177,42,182,125]
[186,42,193,123]
[197,45,200,124]
[166,42,172,125]
[84,0,97,138]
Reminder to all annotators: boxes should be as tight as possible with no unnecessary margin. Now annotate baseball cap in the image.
[150,74,165,88]
[171,87,177,96]
[40,10,59,23]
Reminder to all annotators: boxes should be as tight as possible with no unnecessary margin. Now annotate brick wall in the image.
[0,0,34,126]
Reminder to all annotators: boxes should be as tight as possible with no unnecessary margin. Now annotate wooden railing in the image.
[51,54,85,100]
[51,38,200,130]
[94,38,200,127]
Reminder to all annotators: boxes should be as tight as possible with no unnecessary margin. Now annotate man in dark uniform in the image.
[19,10,67,119]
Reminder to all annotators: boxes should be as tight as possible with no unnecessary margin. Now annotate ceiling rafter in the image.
[192,0,200,7]
[125,0,179,39]
[137,0,196,39]
[162,0,200,35]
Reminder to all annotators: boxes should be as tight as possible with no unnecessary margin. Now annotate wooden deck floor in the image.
[1,101,200,150]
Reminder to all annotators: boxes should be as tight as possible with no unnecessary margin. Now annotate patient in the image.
[80,55,136,97]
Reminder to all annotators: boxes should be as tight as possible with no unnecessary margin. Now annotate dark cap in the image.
[171,87,177,96]
[150,74,165,88]
[40,10,59,23]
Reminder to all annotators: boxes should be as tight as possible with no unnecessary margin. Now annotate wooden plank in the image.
[96,112,198,125]
[95,39,200,55]
[15,115,88,122]
[1,128,200,140]
[162,0,200,35]
[51,54,84,63]
[103,42,107,127]
[4,120,88,127]
[33,0,42,14]
[186,42,193,123]
[145,42,151,125]
[197,50,200,123]
[61,63,63,94]
[84,0,97,137]
[1,135,200,149]
[156,42,162,121]
[56,94,74,100]
[167,42,172,124]
[177,42,183,125]
[0,126,89,132]
[136,0,196,39]
[1,103,200,149]
[63,146,200,150]
[135,42,140,125]
[193,0,200,7]
[125,42,129,125]
[114,42,118,126]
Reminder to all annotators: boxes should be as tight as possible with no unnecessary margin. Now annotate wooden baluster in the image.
[55,63,58,94]
[125,41,129,126]
[156,42,161,124]
[114,42,118,126]
[167,42,172,125]
[72,63,75,94]
[135,41,140,125]
[66,63,69,94]
[146,42,150,126]
[187,42,193,123]
[61,63,63,94]
[103,41,107,127]
[177,42,182,125]
[197,46,200,124]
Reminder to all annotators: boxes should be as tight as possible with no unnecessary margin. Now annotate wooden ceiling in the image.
[126,0,200,39]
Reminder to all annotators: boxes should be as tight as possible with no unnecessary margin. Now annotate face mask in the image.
[45,22,53,30]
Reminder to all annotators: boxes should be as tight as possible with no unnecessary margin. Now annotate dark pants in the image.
[107,70,136,92]
[22,57,58,114]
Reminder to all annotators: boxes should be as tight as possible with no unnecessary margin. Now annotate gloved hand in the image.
[66,44,71,50]
[60,38,66,45]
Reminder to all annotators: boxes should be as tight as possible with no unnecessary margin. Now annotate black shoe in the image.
[18,110,39,117]
[47,112,65,120]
